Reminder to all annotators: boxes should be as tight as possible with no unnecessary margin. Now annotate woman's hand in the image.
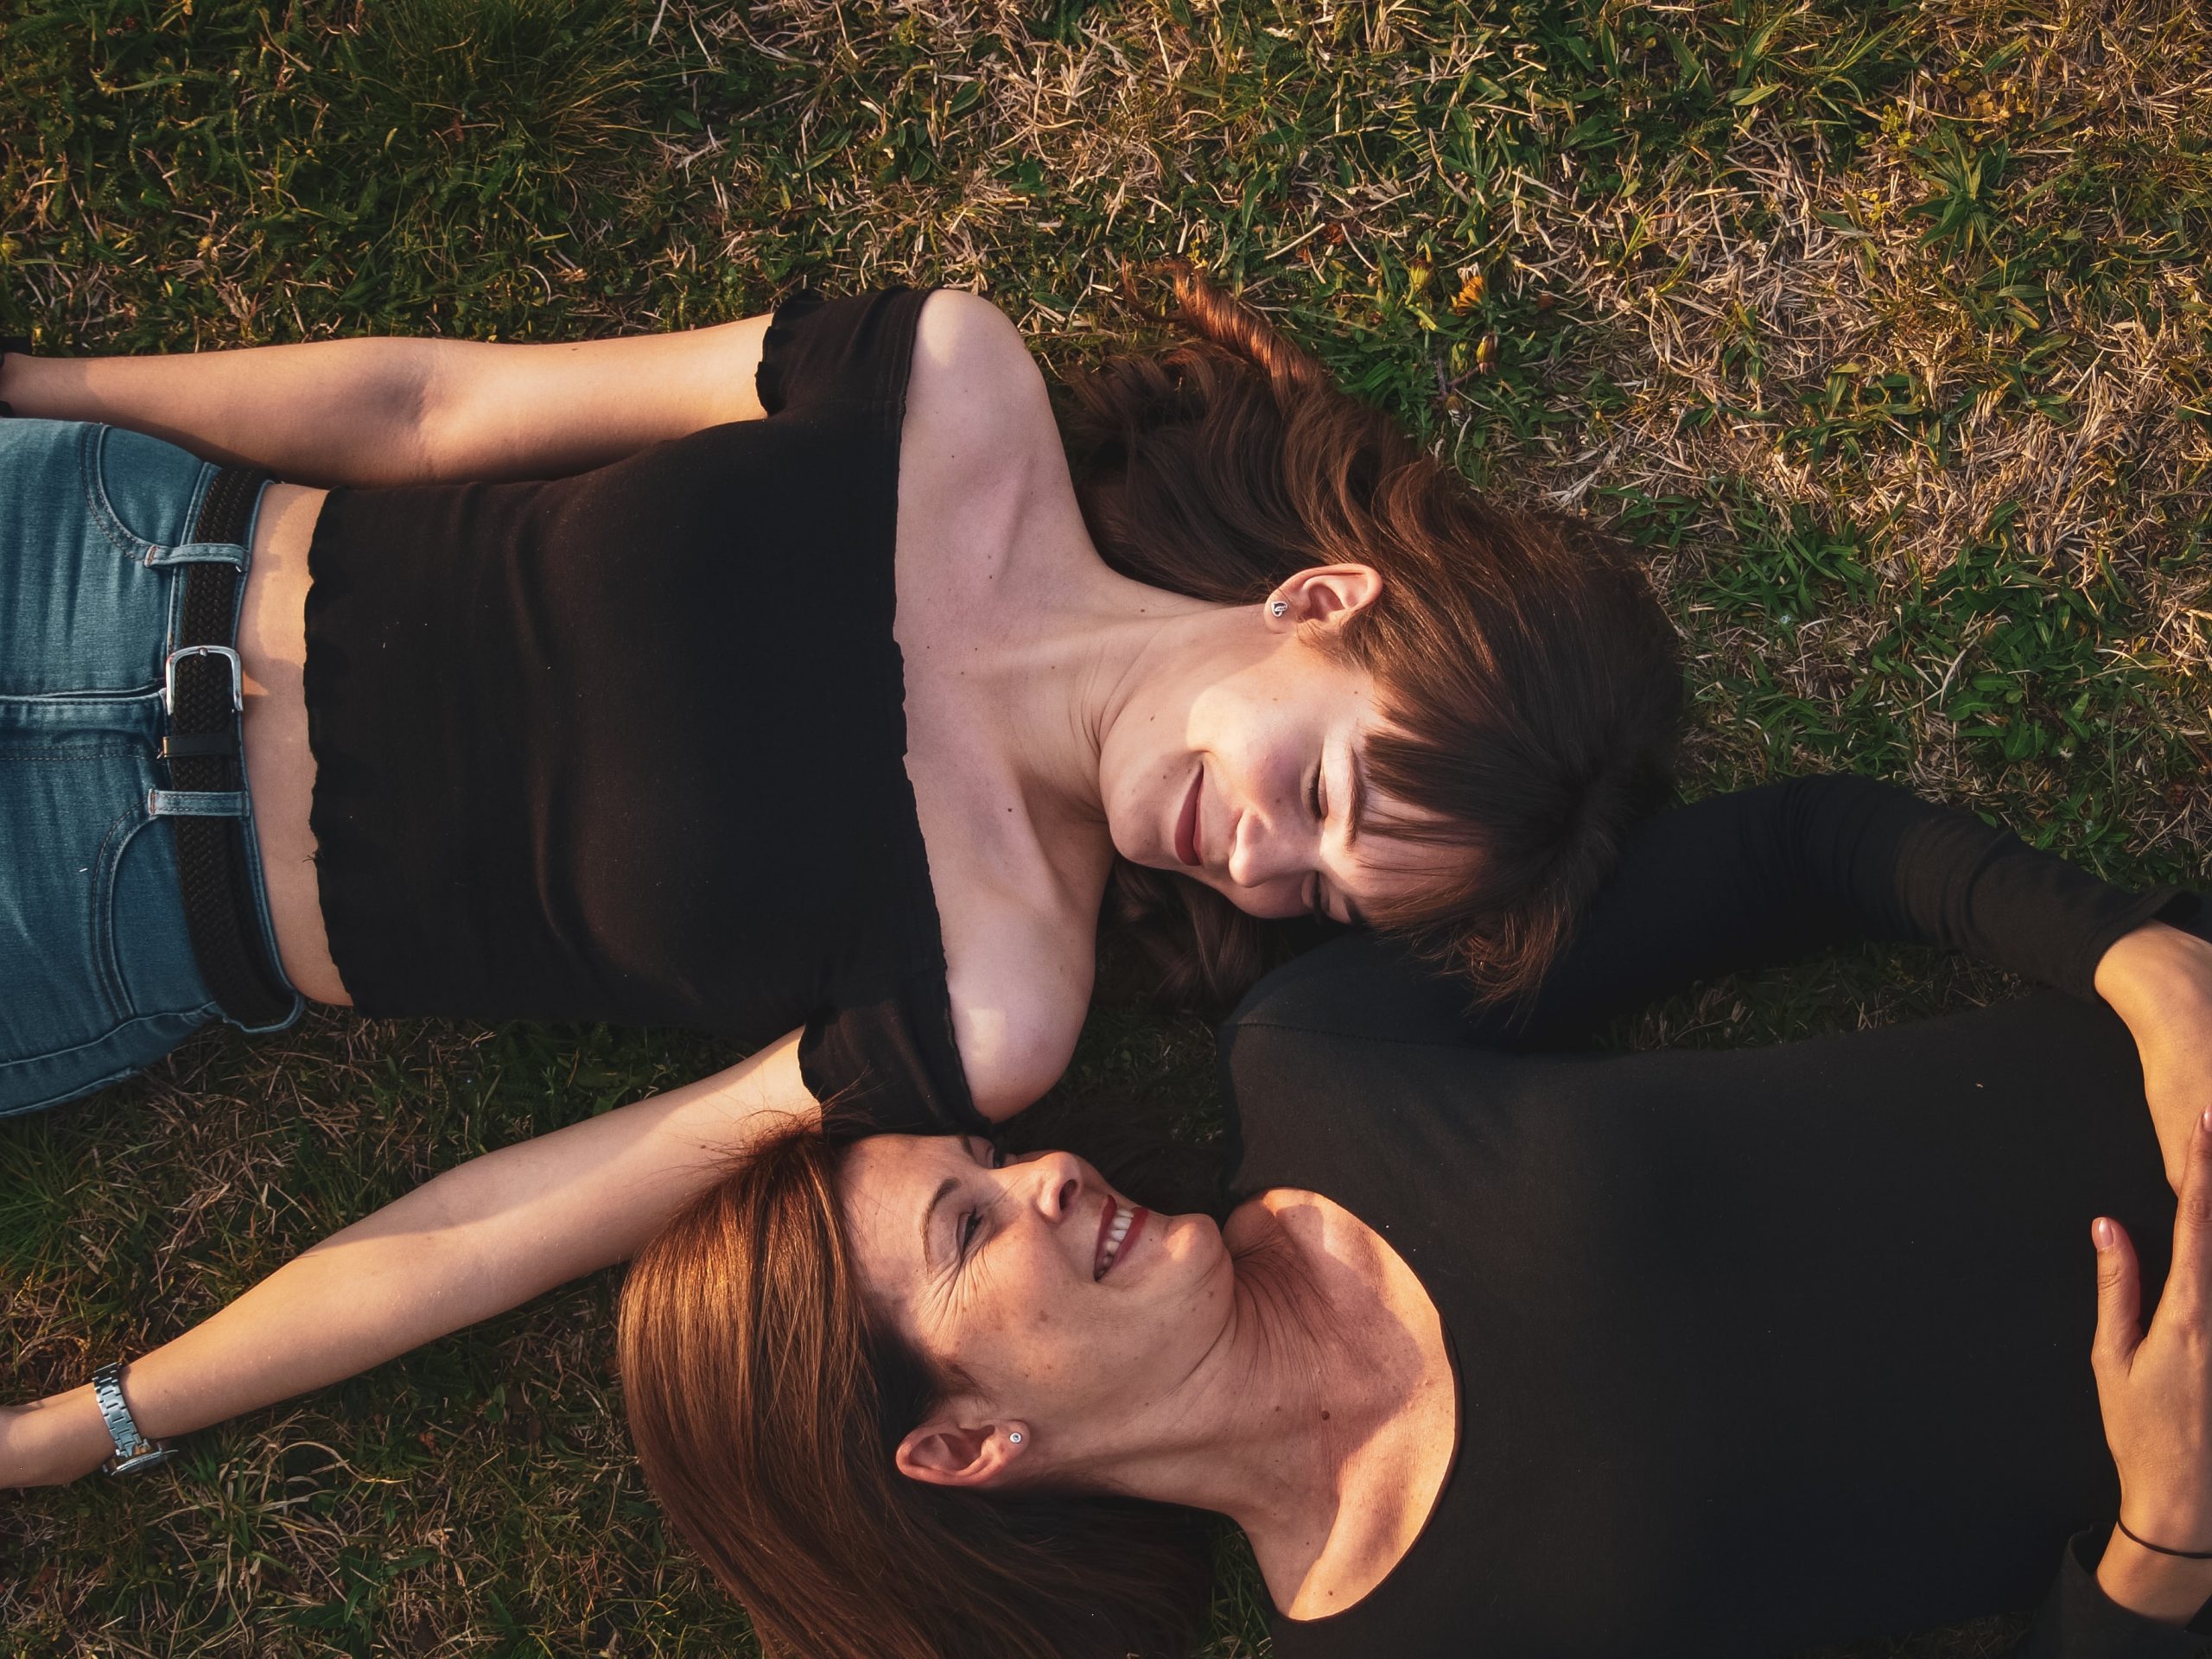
[2090,1105,2212,1623]
[2094,920,2212,1192]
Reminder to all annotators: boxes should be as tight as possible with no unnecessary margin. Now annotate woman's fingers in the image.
[2093,1216,2144,1382]
[2101,1110,2212,1382]
[2170,1108,2212,1328]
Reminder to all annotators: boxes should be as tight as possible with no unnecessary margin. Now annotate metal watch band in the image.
[92,1361,172,1475]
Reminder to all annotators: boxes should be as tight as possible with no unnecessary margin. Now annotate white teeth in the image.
[1096,1203,1135,1279]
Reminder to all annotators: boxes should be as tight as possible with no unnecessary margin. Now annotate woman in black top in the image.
[2,281,1676,1133]
[608,779,2212,1659]
[0,279,1677,1460]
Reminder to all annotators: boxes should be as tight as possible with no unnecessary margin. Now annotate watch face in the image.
[105,1445,172,1476]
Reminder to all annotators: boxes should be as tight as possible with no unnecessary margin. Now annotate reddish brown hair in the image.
[1062,268,1681,1007]
[618,1128,1214,1659]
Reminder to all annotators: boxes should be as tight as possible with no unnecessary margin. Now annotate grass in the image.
[2,0,2209,1652]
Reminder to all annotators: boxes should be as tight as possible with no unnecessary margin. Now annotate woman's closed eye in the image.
[956,1138,1007,1264]
[1306,760,1338,923]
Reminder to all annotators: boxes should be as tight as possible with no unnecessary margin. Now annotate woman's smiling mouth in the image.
[1174,769,1204,868]
[1093,1197,1147,1280]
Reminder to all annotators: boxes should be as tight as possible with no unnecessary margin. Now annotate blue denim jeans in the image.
[0,418,300,1116]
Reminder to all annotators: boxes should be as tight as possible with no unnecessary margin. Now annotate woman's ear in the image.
[894,1416,1034,1490]
[1268,564,1383,631]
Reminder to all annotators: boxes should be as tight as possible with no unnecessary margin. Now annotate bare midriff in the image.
[238,483,349,1005]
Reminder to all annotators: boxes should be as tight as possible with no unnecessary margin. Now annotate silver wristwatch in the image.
[92,1361,172,1475]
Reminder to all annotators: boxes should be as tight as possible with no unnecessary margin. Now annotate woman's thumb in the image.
[2091,1216,2143,1380]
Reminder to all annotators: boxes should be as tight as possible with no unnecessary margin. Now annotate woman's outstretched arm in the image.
[0,315,772,487]
[1502,775,2212,1182]
[1487,774,2199,1038]
[0,1030,812,1489]
[1272,775,2212,1181]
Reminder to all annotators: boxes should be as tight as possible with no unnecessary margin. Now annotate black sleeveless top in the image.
[302,289,984,1136]
[1219,779,2198,1658]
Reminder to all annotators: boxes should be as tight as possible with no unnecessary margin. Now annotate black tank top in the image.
[302,289,982,1136]
[1218,783,2196,1657]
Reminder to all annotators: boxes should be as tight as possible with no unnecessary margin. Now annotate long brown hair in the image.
[618,1128,1215,1659]
[1062,268,1681,1007]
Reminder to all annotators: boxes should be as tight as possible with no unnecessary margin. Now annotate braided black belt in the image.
[163,465,296,1028]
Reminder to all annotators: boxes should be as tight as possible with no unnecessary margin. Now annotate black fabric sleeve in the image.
[1496,773,2194,1045]
[801,972,991,1144]
[1228,776,2195,1054]
[753,288,929,420]
[2014,1533,2212,1658]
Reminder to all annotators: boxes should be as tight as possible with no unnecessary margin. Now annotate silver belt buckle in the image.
[164,643,245,715]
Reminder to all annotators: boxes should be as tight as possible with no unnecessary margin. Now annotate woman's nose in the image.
[1226,808,1303,892]
[1024,1150,1085,1221]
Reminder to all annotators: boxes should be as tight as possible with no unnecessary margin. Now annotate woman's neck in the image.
[955,551,1222,831]
[1061,1193,1447,1599]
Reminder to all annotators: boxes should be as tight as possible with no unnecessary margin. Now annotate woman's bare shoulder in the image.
[903,290,1060,480]
[911,289,1046,391]
[897,289,1088,605]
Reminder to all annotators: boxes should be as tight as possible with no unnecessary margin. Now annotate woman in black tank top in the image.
[613,801,2212,1659]
[1,276,1678,1137]
[0,276,1686,1471]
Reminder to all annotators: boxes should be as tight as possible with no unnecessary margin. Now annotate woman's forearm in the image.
[2094,1527,2212,1625]
[2093,921,2212,1188]
[1492,776,2182,1046]
[11,1210,562,1484]
[0,313,772,488]
[0,340,442,486]
[3,1033,815,1485]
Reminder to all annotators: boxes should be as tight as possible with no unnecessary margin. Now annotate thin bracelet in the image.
[2117,1516,2212,1560]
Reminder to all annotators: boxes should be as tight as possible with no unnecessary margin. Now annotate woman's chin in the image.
[1103,819,1174,876]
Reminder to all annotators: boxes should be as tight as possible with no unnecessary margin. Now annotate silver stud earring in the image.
[1007,1431,1024,1444]
[1268,600,1289,618]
